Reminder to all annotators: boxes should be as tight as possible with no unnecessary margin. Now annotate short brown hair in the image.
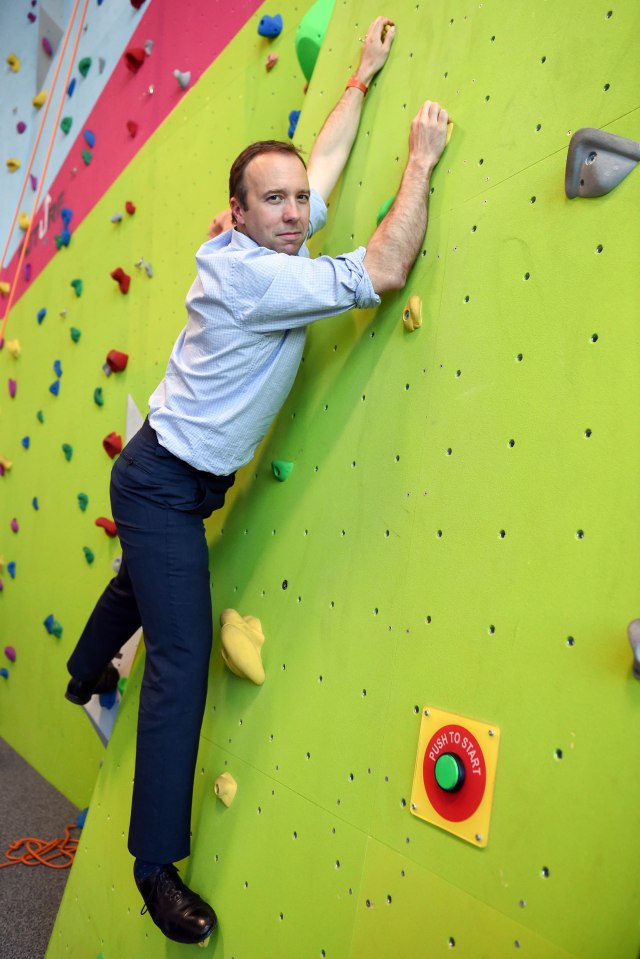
[229,140,306,210]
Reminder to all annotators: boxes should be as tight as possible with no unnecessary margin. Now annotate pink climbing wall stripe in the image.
[1,0,264,309]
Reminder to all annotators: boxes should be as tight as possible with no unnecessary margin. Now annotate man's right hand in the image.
[407,100,449,176]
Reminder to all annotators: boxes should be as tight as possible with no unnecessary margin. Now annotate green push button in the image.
[434,753,465,792]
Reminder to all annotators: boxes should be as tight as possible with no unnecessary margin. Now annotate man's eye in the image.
[267,195,281,202]
[298,194,310,203]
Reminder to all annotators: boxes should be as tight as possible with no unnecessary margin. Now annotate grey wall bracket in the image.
[565,127,640,198]
[627,620,640,681]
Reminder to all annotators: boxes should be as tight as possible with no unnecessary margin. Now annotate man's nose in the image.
[282,199,300,220]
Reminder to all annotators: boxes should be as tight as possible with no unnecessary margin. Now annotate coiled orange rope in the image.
[0,823,79,869]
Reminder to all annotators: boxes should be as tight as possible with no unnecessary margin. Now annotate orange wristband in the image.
[345,76,368,96]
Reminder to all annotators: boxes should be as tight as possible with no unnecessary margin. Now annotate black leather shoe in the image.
[65,663,119,705]
[135,864,217,944]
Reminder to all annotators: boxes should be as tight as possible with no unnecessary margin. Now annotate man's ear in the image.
[229,196,244,227]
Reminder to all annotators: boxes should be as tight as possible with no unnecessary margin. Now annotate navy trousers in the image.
[67,419,235,863]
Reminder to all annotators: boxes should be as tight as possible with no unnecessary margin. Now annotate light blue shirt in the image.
[148,189,380,475]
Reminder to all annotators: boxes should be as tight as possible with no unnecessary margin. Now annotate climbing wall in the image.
[1,0,639,957]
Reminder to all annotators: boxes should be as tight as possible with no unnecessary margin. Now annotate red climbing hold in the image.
[131,0,147,8]
[95,517,118,537]
[126,120,139,137]
[124,47,146,73]
[125,201,136,215]
[110,268,131,294]
[106,350,129,373]
[103,432,123,459]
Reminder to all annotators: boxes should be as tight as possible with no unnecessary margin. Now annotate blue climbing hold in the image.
[0,668,9,680]
[49,380,60,396]
[61,208,73,226]
[99,688,117,709]
[83,130,96,148]
[54,359,62,377]
[7,562,16,578]
[258,13,283,37]
[76,808,88,828]
[43,614,63,638]
[37,307,46,324]
[67,77,76,97]
[32,497,39,510]
[288,109,301,138]
[21,437,30,449]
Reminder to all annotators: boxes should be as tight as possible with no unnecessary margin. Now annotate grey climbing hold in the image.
[627,620,640,680]
[565,128,640,198]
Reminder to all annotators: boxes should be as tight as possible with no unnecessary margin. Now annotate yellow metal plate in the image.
[411,707,500,847]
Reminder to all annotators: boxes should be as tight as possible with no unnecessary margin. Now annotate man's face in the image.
[230,152,310,255]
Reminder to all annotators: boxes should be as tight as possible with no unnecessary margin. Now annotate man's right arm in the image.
[363,100,449,293]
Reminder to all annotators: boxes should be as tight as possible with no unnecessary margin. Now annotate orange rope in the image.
[0,0,90,342]
[0,823,80,870]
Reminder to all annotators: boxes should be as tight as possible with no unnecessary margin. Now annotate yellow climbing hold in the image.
[6,53,21,73]
[32,90,47,109]
[402,294,422,332]
[6,158,21,172]
[214,771,238,807]
[18,213,30,231]
[0,457,13,473]
[197,937,211,949]
[446,120,454,145]
[220,608,266,684]
[0,281,11,296]
[5,340,21,358]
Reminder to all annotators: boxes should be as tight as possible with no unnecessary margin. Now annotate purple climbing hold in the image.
[24,263,31,281]
[10,518,19,533]
[8,378,17,398]
[28,12,36,23]
[4,646,16,662]
[42,37,53,56]
[17,121,26,134]
[30,174,37,191]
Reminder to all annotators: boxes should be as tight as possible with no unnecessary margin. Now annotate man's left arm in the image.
[307,16,395,202]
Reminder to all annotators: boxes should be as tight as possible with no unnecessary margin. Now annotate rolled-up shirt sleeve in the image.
[228,245,381,333]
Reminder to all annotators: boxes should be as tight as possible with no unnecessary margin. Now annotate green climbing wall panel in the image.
[1,0,638,957]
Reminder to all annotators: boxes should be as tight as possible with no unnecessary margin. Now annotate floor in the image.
[0,737,80,959]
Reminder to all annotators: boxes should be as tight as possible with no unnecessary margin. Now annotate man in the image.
[65,16,448,945]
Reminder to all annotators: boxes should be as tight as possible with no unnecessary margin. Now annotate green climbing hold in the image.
[295,0,335,81]
[70,327,81,342]
[117,676,128,696]
[36,410,44,423]
[94,387,104,406]
[77,492,89,511]
[71,278,83,296]
[62,443,73,461]
[60,116,73,134]
[376,195,395,225]
[78,56,92,78]
[272,459,294,482]
[81,149,92,165]
[83,547,95,564]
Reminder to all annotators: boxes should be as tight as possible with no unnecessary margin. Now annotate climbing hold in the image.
[81,149,92,165]
[17,121,26,134]
[27,11,36,22]
[77,493,89,511]
[111,212,123,223]
[295,0,334,82]
[131,0,147,8]
[6,339,21,358]
[8,379,17,398]
[0,457,13,474]
[220,608,266,684]
[33,90,47,109]
[627,620,640,680]
[78,56,92,78]
[67,77,76,97]
[7,562,16,578]
[0,669,8,680]
[42,37,53,56]
[376,195,395,225]
[173,69,191,89]
[18,213,30,230]
[21,437,30,449]
[54,359,63,377]
[144,39,154,56]
[83,547,95,565]
[95,517,117,537]
[103,432,123,458]
[30,174,37,190]
[71,278,83,296]
[98,57,106,73]
[110,268,131,294]
[565,127,640,198]
[106,350,129,373]
[126,120,138,137]
[99,688,118,709]
[32,497,38,509]
[446,120,454,145]
[265,53,279,71]
[94,387,104,406]
[4,647,16,662]
[43,614,63,639]
[70,327,81,342]
[55,228,72,249]
[76,808,88,829]
[124,47,146,73]
[272,460,294,481]
[49,380,60,396]
[83,129,95,148]
[62,443,73,461]
[10,518,19,533]
[402,294,422,332]
[60,309,67,318]
[24,262,32,281]
[6,158,21,172]
[258,13,283,37]
[125,201,136,215]
[6,54,21,73]
[117,676,128,696]
[37,307,46,324]
[288,110,301,138]
[135,258,154,277]
[60,116,73,135]
[214,772,238,807]
[36,411,44,423]
[0,282,11,296]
